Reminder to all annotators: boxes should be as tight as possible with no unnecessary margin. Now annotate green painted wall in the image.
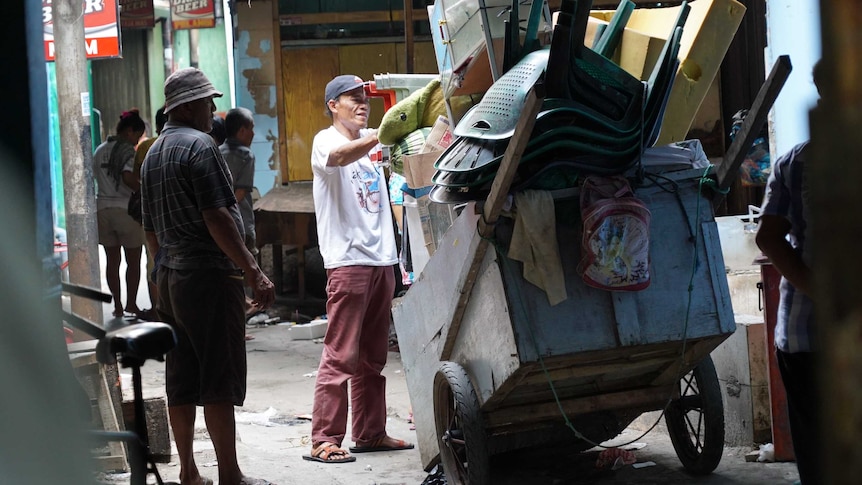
[46,63,64,230]
[198,21,232,114]
[171,22,231,115]
[146,21,166,128]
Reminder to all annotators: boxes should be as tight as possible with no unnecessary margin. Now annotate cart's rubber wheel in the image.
[433,362,490,485]
[665,355,725,475]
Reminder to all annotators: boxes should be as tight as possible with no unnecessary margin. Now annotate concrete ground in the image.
[87,256,800,485]
[92,310,799,485]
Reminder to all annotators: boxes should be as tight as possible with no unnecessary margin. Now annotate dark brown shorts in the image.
[157,267,247,407]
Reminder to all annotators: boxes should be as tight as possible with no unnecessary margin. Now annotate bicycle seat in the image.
[96,322,177,366]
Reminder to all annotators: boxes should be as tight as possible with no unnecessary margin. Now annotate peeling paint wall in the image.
[233,0,280,196]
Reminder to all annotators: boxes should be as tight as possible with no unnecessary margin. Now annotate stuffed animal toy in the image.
[378,79,447,146]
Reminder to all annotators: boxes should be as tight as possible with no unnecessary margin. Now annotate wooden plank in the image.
[648,337,718,386]
[397,41,438,75]
[613,292,641,346]
[94,455,129,473]
[67,339,98,355]
[391,208,480,469]
[282,45,338,182]
[702,221,736,334]
[715,55,792,193]
[440,85,545,361]
[404,2,414,73]
[278,9,429,27]
[484,385,673,429]
[339,43,397,129]
[272,0,288,186]
[515,355,673,388]
[98,364,129,470]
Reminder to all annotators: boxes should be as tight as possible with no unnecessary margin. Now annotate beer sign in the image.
[171,0,217,30]
[120,0,155,29]
[43,0,122,61]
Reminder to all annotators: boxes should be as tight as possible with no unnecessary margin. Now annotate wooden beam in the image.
[279,9,428,27]
[272,0,288,186]
[440,84,545,361]
[715,55,792,195]
[404,1,415,73]
[485,386,673,429]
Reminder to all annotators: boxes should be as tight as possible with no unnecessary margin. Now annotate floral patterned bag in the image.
[577,175,651,291]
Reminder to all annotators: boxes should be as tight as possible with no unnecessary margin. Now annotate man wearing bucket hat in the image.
[141,67,275,485]
[302,75,413,464]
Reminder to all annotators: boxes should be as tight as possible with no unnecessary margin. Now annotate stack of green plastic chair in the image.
[429,0,688,204]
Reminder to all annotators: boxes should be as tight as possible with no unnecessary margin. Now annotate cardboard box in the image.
[403,151,441,189]
[422,116,454,154]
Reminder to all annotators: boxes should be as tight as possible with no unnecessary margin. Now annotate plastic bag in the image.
[730,109,771,186]
[577,175,651,291]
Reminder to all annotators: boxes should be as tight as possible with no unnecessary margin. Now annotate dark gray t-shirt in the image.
[141,121,243,271]
[219,138,255,239]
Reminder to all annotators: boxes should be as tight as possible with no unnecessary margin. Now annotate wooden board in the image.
[281,42,434,182]
[339,43,398,129]
[277,9,429,26]
[281,45,338,182]
[396,41,439,75]
[494,176,735,362]
[392,204,520,469]
[393,172,736,469]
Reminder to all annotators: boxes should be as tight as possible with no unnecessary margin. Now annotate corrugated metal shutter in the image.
[91,30,151,140]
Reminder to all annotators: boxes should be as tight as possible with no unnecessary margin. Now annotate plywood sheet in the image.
[396,41,440,74]
[281,46,338,182]
[339,43,398,128]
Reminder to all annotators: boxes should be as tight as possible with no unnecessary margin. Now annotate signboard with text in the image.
[120,0,155,29]
[171,0,216,31]
[43,0,121,61]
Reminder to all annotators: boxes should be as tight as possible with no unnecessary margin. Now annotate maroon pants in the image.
[311,265,395,447]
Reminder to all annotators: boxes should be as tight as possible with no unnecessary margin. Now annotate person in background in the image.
[210,114,227,146]
[754,61,821,485]
[220,107,260,338]
[141,67,275,485]
[133,105,167,320]
[303,74,413,464]
[93,109,147,319]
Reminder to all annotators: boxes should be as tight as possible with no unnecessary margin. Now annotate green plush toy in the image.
[378,78,446,146]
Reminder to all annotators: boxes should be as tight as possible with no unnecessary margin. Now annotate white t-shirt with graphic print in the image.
[311,126,398,269]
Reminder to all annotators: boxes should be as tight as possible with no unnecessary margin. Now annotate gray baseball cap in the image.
[164,67,223,114]
[324,74,366,108]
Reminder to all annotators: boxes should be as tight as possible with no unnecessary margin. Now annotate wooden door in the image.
[281,46,339,181]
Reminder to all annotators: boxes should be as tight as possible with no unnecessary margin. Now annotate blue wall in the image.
[765,0,821,157]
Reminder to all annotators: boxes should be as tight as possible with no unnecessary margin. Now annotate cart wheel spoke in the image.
[664,355,725,475]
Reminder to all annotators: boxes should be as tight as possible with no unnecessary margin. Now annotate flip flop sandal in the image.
[349,437,414,453]
[302,442,356,464]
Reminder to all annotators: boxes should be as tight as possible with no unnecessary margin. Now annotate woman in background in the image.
[93,109,147,318]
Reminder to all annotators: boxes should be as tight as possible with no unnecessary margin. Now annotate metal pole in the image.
[53,0,102,325]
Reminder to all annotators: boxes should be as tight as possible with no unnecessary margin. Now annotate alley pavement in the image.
[90,306,799,485]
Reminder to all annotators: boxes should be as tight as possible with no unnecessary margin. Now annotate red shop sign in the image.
[43,0,121,61]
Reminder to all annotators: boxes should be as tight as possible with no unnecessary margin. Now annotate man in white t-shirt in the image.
[303,75,413,464]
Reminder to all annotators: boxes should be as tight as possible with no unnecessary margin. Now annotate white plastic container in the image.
[287,319,328,341]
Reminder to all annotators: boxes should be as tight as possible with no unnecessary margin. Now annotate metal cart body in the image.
[391,168,735,472]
